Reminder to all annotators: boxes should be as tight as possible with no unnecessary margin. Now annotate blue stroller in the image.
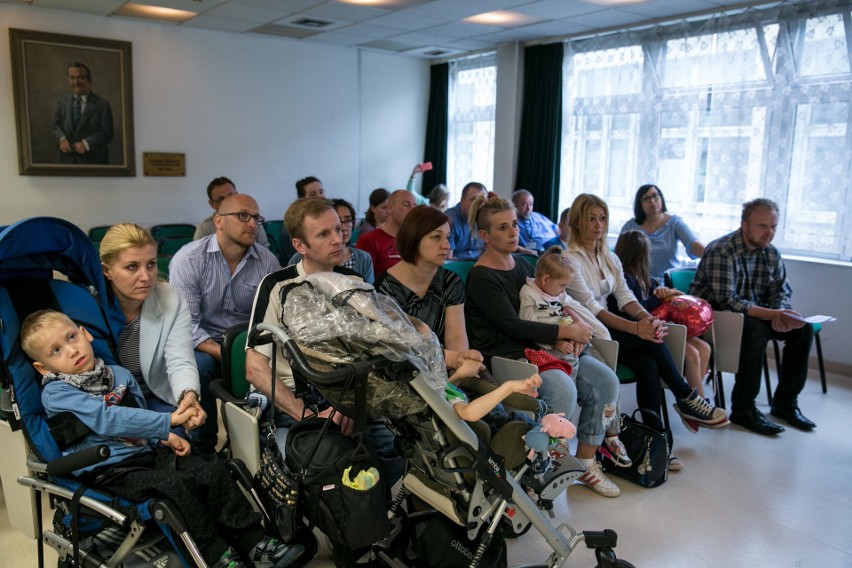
[0,217,240,567]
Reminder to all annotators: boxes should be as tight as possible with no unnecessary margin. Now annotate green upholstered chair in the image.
[444,260,476,283]
[150,223,196,240]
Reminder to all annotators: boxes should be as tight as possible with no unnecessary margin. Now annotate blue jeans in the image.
[537,368,577,417]
[189,351,221,454]
[574,352,620,447]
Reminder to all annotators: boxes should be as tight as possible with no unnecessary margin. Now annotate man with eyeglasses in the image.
[193,176,270,248]
[170,193,280,456]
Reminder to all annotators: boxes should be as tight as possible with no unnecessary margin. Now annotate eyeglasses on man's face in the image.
[218,212,265,224]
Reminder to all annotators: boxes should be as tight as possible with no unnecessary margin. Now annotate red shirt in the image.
[355,228,400,278]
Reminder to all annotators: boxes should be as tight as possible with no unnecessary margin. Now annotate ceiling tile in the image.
[13,0,124,15]
[203,2,300,22]
[333,22,405,39]
[359,38,424,52]
[390,30,459,45]
[512,0,608,20]
[181,13,260,32]
[420,21,504,38]
[564,7,652,30]
[618,0,718,19]
[302,2,391,22]
[248,23,320,39]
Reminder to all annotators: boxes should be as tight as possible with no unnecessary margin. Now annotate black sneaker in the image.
[251,538,305,568]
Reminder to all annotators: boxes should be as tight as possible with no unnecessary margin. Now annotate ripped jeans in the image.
[574,350,620,448]
[533,348,619,448]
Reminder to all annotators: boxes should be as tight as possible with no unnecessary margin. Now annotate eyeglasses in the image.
[641,193,661,202]
[339,218,354,226]
[218,212,265,224]
[210,194,235,204]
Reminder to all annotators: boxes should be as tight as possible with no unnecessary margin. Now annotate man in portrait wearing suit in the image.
[50,62,113,164]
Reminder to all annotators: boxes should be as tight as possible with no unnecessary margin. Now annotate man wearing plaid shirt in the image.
[690,198,815,435]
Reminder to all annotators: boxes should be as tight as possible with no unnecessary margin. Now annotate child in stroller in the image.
[20,308,305,568]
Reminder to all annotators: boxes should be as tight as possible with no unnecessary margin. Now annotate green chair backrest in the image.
[158,237,192,256]
[514,254,539,268]
[664,267,697,293]
[264,220,284,257]
[157,256,171,280]
[151,224,196,240]
[222,324,250,399]
[444,260,475,283]
[88,225,111,242]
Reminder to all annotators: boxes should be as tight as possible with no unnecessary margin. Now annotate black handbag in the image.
[600,409,669,488]
[254,431,302,543]
[251,338,305,544]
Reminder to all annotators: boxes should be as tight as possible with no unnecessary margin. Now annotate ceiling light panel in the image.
[464,10,543,28]
[112,3,197,23]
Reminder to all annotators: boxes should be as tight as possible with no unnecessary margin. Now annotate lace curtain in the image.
[447,54,497,203]
[559,0,852,260]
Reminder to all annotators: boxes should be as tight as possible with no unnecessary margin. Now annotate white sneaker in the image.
[668,456,685,471]
[577,460,620,498]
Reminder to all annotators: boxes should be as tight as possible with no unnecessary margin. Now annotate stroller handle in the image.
[251,323,406,388]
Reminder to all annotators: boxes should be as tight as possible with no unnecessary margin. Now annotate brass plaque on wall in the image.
[143,152,186,176]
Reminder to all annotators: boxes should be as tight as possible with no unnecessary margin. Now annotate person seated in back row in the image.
[20,309,304,568]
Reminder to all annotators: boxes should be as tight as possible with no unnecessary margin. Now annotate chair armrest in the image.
[210,378,244,405]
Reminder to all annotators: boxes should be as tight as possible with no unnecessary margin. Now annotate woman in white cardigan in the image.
[100,224,206,430]
[563,194,727,442]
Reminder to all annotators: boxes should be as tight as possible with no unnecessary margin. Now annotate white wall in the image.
[784,258,851,373]
[358,50,430,213]
[0,5,428,230]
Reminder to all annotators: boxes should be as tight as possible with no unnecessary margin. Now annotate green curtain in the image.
[516,43,563,220]
[422,62,449,193]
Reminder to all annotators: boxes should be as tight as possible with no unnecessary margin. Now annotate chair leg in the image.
[815,332,827,394]
[714,371,725,410]
[659,388,672,446]
[763,354,773,406]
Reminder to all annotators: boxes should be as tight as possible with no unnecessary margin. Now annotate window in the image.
[560,3,852,260]
[447,54,497,203]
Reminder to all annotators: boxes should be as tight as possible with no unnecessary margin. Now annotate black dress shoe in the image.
[770,404,816,430]
[730,407,785,435]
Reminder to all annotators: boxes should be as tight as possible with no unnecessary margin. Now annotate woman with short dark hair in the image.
[376,205,466,350]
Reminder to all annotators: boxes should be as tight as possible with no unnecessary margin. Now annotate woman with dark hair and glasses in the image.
[620,184,705,279]
[289,198,374,283]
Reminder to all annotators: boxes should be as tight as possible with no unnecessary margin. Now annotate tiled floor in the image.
[2,369,850,567]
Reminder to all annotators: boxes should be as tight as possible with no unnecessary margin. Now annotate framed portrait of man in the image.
[10,29,135,176]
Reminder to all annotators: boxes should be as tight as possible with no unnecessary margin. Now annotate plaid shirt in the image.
[689,229,792,314]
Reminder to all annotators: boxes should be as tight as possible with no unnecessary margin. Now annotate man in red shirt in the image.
[355,189,416,278]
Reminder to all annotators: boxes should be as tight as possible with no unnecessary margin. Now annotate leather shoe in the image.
[770,404,816,431]
[729,407,785,435]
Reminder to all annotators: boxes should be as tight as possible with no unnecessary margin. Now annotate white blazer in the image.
[139,283,200,405]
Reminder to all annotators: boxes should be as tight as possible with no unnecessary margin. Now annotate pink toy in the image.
[524,413,577,452]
